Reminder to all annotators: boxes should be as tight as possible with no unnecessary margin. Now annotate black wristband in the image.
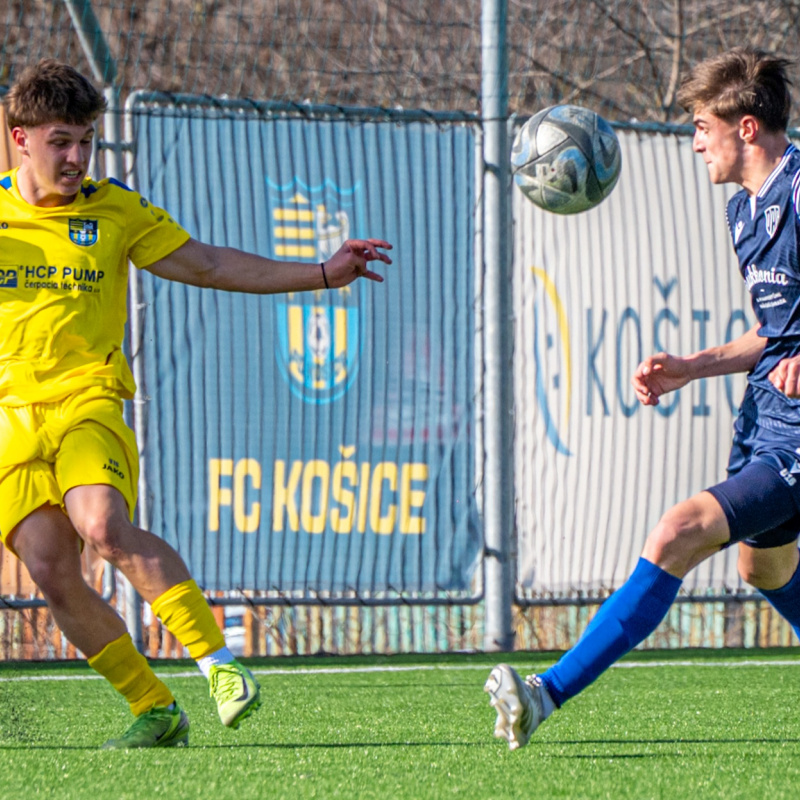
[320,261,330,289]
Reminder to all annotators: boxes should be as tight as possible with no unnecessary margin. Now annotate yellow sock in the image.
[150,579,226,660]
[88,632,174,716]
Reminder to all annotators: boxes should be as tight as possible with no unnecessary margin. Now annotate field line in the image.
[1,658,800,683]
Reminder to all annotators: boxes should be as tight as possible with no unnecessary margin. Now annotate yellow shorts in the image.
[0,386,139,551]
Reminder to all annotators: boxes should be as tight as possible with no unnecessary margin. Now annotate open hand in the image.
[322,239,393,288]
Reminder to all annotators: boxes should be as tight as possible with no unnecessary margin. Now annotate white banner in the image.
[514,129,754,595]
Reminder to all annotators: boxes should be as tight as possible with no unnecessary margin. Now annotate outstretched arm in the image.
[632,323,764,407]
[144,237,393,293]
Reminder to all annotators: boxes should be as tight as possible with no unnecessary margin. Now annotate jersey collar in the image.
[757,143,797,199]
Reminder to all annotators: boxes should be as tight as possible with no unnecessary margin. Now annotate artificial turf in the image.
[0,649,798,800]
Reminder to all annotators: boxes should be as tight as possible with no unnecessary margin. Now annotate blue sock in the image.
[541,558,682,707]
[759,554,800,639]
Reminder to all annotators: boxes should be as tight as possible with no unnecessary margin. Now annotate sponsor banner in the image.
[514,129,751,594]
[133,106,480,592]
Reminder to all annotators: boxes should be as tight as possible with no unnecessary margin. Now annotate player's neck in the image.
[15,164,79,208]
[740,134,791,196]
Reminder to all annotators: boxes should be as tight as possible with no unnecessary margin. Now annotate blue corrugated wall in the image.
[132,103,481,594]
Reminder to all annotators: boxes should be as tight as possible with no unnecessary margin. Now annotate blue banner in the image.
[133,104,480,593]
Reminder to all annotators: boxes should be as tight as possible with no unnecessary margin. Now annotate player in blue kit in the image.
[486,47,800,749]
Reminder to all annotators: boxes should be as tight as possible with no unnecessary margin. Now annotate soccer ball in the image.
[511,105,621,214]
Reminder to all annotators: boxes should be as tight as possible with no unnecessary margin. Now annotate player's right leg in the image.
[488,434,800,750]
[722,419,800,637]
[487,490,728,750]
[5,504,187,748]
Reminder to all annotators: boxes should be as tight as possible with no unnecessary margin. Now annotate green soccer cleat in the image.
[209,660,262,728]
[102,704,190,749]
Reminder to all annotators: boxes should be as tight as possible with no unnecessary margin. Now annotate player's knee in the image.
[737,549,797,589]
[737,556,762,586]
[74,514,130,561]
[644,508,704,571]
[648,511,690,554]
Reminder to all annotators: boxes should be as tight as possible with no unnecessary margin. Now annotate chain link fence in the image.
[2,2,800,657]
[3,1,800,122]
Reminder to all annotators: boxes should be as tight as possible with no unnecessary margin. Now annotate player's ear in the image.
[11,126,29,156]
[739,115,759,144]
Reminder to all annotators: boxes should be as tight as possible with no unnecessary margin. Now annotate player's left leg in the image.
[488,447,800,750]
[738,540,800,638]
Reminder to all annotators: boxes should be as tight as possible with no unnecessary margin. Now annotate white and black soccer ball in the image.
[511,105,621,214]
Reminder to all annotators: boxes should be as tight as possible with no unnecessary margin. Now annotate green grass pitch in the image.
[0,649,799,800]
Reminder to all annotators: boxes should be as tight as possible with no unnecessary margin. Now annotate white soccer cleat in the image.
[484,664,545,750]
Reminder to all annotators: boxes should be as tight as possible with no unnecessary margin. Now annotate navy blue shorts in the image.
[706,413,800,549]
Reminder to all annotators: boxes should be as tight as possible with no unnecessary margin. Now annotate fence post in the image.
[481,0,515,651]
[62,0,116,85]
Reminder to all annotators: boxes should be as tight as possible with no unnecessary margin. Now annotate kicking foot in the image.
[484,664,546,750]
[209,660,262,728]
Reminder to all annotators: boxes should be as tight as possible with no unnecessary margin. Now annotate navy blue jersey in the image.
[727,144,800,426]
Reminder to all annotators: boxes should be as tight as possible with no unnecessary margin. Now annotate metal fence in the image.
[4,1,800,122]
[1,1,799,657]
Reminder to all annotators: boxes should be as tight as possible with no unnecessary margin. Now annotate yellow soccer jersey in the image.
[0,169,190,405]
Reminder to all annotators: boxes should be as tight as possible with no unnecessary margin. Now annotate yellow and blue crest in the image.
[266,176,360,262]
[276,290,361,403]
[267,177,364,403]
[69,218,98,246]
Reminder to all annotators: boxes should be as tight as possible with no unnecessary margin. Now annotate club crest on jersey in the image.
[69,218,98,246]
[266,176,364,403]
[734,220,745,244]
[764,205,781,239]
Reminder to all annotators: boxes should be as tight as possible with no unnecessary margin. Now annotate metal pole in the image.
[62,0,116,85]
[481,0,515,651]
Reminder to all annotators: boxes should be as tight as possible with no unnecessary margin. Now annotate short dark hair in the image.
[4,59,107,129]
[677,47,793,132]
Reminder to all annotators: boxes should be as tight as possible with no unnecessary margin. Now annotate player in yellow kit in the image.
[0,59,392,748]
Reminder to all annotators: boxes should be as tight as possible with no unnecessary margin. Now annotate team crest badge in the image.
[267,176,364,403]
[275,291,361,403]
[764,205,781,239]
[69,218,98,246]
